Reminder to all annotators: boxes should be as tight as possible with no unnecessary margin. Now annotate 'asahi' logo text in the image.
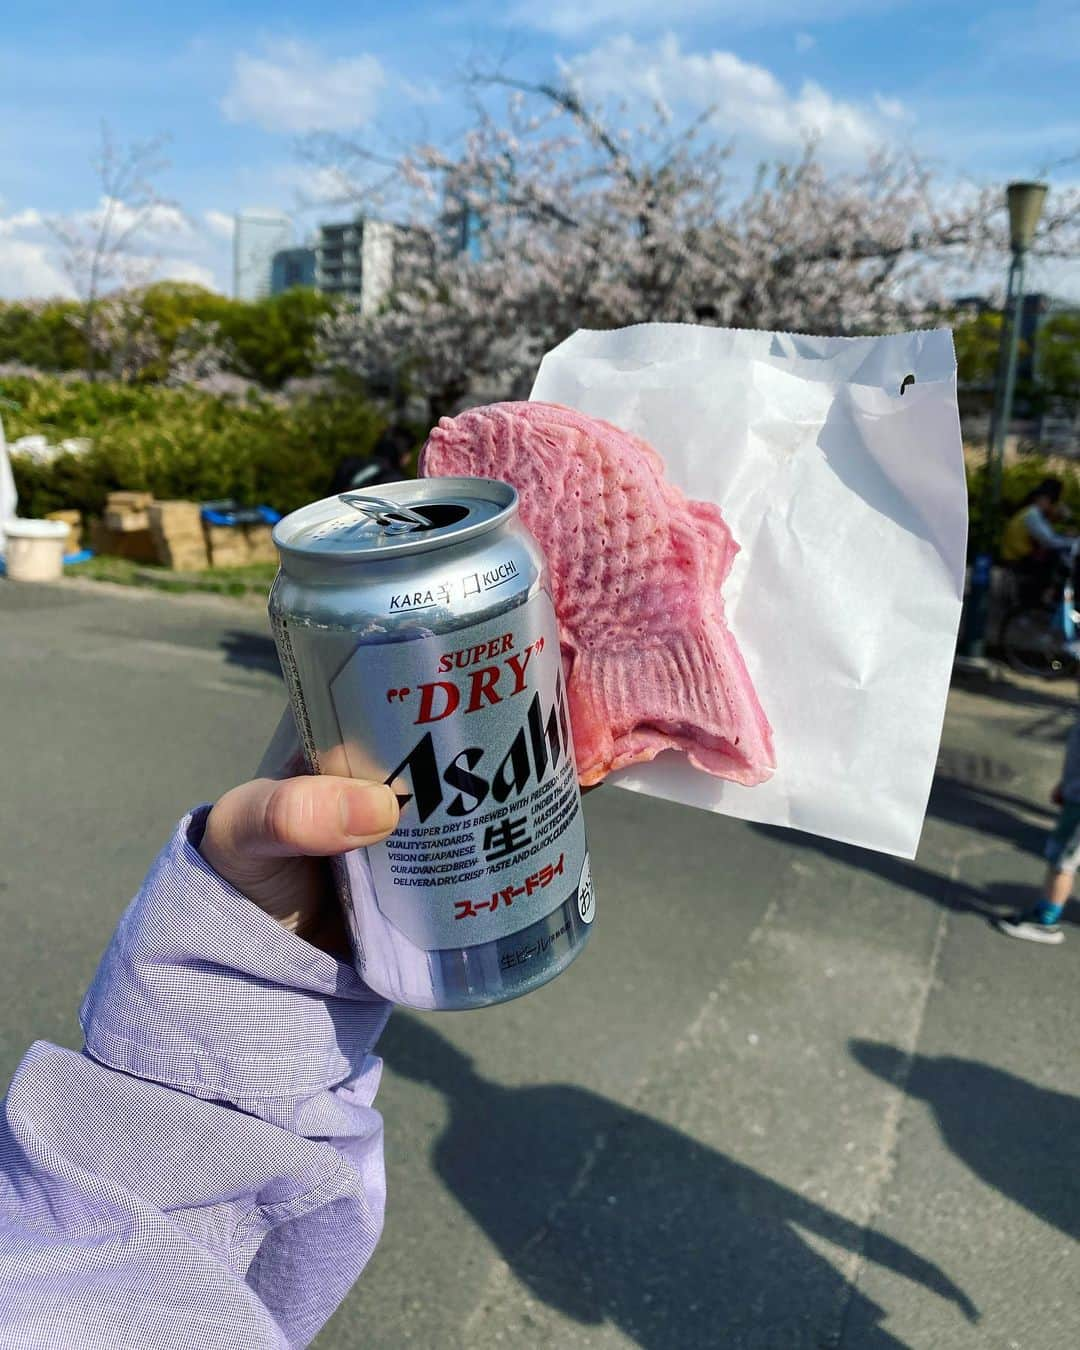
[386,677,571,822]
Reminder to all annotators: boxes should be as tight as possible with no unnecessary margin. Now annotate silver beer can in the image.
[269,478,595,1010]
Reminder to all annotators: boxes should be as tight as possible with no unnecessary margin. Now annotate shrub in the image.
[3,372,394,519]
[0,301,85,372]
[0,284,337,389]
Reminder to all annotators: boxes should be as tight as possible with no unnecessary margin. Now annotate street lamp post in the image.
[959,180,1048,661]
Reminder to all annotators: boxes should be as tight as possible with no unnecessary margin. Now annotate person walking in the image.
[997,715,1080,945]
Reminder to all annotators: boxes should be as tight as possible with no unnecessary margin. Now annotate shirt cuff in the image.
[80,807,391,1105]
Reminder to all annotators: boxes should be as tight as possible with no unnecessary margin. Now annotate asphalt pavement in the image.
[2,576,1078,1349]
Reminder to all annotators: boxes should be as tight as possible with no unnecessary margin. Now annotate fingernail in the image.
[341,783,398,839]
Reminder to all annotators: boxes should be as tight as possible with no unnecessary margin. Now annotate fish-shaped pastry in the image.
[421,401,775,788]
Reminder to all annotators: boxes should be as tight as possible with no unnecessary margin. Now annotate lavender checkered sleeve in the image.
[0,807,392,1349]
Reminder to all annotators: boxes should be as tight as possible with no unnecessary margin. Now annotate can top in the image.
[272,477,517,564]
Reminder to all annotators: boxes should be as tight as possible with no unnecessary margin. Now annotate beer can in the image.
[269,478,595,1010]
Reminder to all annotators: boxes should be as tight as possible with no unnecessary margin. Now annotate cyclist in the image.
[1000,477,1073,606]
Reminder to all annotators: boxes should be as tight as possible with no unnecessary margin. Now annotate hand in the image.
[199,709,399,955]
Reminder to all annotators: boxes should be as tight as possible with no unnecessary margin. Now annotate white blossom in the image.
[314,82,1080,420]
[165,319,238,388]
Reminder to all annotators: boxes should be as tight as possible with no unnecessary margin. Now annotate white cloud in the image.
[204,209,235,239]
[562,35,882,157]
[0,201,228,300]
[399,77,443,107]
[0,209,45,237]
[59,198,191,243]
[0,239,74,300]
[874,93,908,121]
[1030,256,1080,305]
[156,257,218,290]
[84,198,191,239]
[795,32,816,52]
[275,163,357,206]
[222,40,385,134]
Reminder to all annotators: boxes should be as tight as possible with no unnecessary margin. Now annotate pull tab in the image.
[338,493,432,534]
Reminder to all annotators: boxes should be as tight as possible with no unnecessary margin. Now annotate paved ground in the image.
[2,577,1079,1349]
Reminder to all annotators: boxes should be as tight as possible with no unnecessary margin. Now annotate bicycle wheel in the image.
[1000,606,1078,679]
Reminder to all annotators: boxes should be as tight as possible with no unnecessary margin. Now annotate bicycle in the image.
[999,540,1080,679]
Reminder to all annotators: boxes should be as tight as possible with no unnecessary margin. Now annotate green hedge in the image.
[0,283,337,388]
[3,373,391,519]
[12,366,1075,560]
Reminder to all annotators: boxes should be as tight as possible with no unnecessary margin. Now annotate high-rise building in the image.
[234,211,293,302]
[270,247,317,295]
[315,217,395,313]
[443,188,485,261]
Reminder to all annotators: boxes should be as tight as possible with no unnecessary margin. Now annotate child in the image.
[997,718,1080,944]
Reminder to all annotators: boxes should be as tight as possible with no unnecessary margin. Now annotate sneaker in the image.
[995,913,1065,944]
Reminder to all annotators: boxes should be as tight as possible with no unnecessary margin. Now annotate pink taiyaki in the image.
[420,401,774,788]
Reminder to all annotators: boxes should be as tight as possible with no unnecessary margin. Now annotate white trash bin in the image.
[4,518,70,582]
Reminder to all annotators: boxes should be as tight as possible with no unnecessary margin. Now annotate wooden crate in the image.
[104,491,153,532]
[88,518,159,563]
[149,501,209,571]
[45,509,83,550]
[106,490,153,510]
[159,542,210,572]
[204,523,247,567]
[105,509,151,532]
[244,523,278,563]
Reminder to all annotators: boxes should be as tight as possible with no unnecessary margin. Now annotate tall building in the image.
[443,188,486,261]
[315,218,395,313]
[233,211,293,302]
[270,247,317,295]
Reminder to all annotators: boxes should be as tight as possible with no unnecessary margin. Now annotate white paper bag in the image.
[530,324,966,859]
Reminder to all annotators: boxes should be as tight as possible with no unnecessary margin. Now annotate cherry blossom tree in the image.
[315,78,1080,422]
[165,318,238,388]
[47,125,173,380]
[76,291,162,383]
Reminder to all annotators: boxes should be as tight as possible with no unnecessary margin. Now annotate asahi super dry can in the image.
[269,478,594,1010]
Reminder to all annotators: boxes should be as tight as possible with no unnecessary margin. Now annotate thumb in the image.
[201,774,399,876]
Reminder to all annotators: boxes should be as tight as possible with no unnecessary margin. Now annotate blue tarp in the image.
[200,502,281,528]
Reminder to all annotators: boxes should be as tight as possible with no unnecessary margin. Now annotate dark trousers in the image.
[1007,554,1057,608]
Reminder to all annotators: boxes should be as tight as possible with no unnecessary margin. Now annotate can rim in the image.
[272,476,518,564]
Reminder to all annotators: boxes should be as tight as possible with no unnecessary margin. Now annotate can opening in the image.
[337,493,471,535]
[412,502,470,529]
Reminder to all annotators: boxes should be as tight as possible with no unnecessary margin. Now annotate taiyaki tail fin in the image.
[568,628,775,788]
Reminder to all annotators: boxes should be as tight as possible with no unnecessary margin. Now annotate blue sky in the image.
[2,0,1078,299]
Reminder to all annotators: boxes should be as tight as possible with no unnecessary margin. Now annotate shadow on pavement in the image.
[750,821,1013,919]
[750,762,1064,921]
[927,776,1048,858]
[852,1041,1080,1242]
[932,778,1054,821]
[379,1016,977,1348]
[1009,706,1077,745]
[218,631,282,678]
[951,671,1076,714]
